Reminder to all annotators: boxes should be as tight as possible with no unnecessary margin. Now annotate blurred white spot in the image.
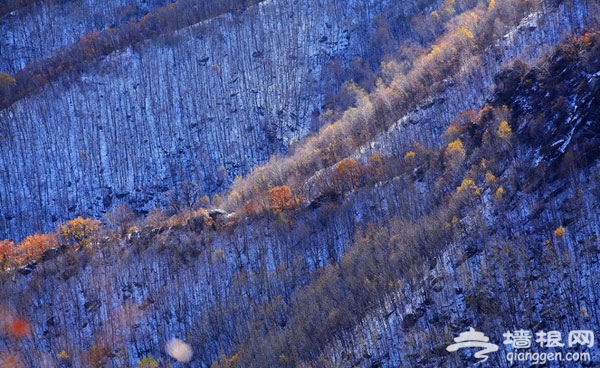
[165,338,193,363]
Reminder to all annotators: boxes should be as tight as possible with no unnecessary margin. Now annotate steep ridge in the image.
[309,3,600,367]
[238,2,600,366]
[0,0,431,240]
[1,0,599,367]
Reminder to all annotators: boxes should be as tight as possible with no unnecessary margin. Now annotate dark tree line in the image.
[0,0,265,109]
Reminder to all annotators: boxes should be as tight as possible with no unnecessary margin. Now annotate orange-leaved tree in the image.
[17,233,58,263]
[269,185,296,212]
[0,239,16,269]
[0,239,15,258]
[332,158,362,193]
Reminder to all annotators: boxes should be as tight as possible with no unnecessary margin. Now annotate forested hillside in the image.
[1,0,600,367]
[0,0,433,241]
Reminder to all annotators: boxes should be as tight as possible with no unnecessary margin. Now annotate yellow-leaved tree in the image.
[497,120,512,138]
[59,217,102,248]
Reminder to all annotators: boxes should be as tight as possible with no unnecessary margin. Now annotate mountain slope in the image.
[0,0,599,367]
[0,0,429,240]
[0,0,171,74]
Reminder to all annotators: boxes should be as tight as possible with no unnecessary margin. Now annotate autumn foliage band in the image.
[0,0,598,366]
[0,217,102,270]
[1,0,591,267]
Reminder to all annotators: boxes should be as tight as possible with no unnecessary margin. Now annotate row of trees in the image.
[222,0,540,215]
[0,0,265,109]
[2,17,594,367]
[204,28,600,358]
[0,217,102,270]
[5,29,584,273]
[0,199,223,272]
[211,102,522,366]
